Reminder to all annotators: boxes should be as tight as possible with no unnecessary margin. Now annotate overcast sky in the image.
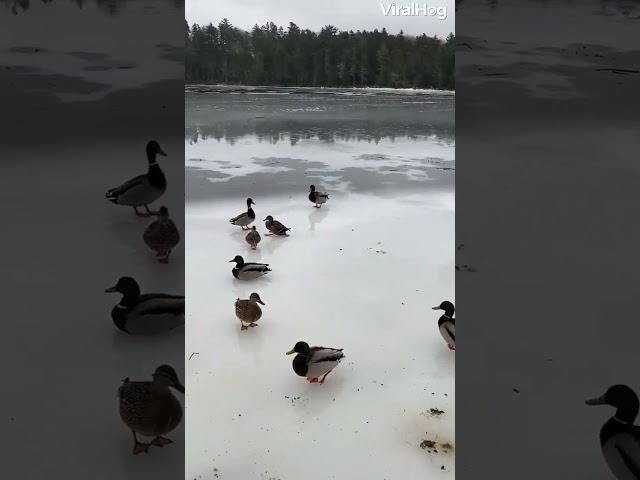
[186,0,454,37]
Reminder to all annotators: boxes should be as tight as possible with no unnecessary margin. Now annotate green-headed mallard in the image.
[309,185,329,208]
[263,215,291,236]
[118,364,184,454]
[106,140,167,217]
[229,198,256,230]
[105,277,184,335]
[245,226,261,249]
[143,206,180,263]
[286,341,344,384]
[235,292,265,330]
[229,255,271,280]
[432,301,455,350]
[586,385,640,479]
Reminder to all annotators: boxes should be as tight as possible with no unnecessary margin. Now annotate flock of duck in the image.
[98,139,636,476]
[105,140,185,455]
[224,175,457,383]
[100,139,460,456]
[227,187,350,385]
[104,137,640,479]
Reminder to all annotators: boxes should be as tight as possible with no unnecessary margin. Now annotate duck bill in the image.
[174,383,185,394]
[431,306,441,310]
[257,300,265,305]
[105,286,118,293]
[585,395,606,406]
[286,349,296,355]
[229,259,235,262]
[158,148,167,156]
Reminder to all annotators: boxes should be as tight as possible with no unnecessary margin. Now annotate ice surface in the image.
[186,92,455,479]
[187,192,455,479]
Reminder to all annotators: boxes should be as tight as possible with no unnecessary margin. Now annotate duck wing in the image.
[122,295,185,335]
[242,262,270,272]
[272,220,290,233]
[135,294,185,316]
[107,173,162,206]
[438,317,455,341]
[144,220,180,249]
[604,427,640,480]
[615,443,640,479]
[446,321,455,340]
[309,347,344,363]
[246,231,260,242]
[235,299,261,322]
[118,380,154,403]
[306,347,344,378]
[235,298,250,309]
[230,212,248,223]
[106,174,146,200]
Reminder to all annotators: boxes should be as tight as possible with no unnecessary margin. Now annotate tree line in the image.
[186,20,455,90]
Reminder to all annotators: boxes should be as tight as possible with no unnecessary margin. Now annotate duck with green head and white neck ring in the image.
[106,140,167,217]
[105,276,184,335]
[432,301,455,351]
[308,185,329,208]
[586,385,640,480]
[118,365,184,455]
[229,255,271,280]
[229,197,256,230]
[286,341,345,384]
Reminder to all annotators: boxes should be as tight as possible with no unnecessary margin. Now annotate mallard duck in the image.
[586,385,640,479]
[235,292,265,330]
[286,341,344,384]
[229,198,256,229]
[229,255,271,280]
[309,185,329,208]
[106,140,167,217]
[118,364,184,455]
[245,226,261,249]
[143,206,180,263]
[432,301,455,350]
[105,276,184,334]
[263,215,291,236]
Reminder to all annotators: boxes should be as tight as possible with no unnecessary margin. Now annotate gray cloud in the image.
[186,0,455,37]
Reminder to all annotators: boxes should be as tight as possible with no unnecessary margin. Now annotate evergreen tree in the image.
[185,19,455,89]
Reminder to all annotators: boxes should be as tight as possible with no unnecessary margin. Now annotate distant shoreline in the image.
[185,84,455,96]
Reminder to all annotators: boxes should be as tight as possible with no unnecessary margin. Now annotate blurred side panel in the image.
[456,1,640,479]
[0,1,185,479]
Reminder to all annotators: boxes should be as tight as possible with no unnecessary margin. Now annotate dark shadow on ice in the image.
[187,157,454,202]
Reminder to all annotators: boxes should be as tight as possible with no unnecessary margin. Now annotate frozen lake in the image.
[185,90,455,480]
